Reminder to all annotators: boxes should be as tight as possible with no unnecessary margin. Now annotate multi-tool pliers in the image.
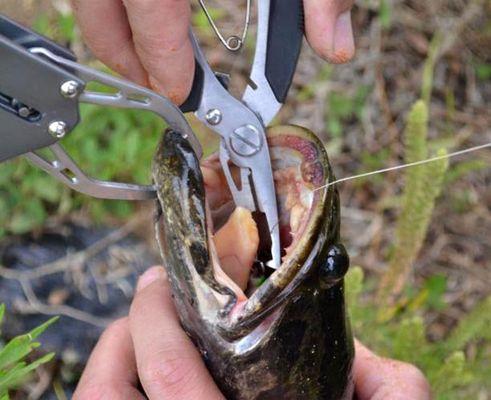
[0,1,304,268]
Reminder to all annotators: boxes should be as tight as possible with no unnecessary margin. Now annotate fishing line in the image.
[314,142,491,191]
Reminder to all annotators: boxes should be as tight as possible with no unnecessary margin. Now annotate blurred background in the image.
[0,0,489,398]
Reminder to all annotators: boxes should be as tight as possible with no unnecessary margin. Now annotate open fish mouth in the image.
[153,124,341,338]
[202,126,336,318]
[204,125,327,293]
[153,125,353,399]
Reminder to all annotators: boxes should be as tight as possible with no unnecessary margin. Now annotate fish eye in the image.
[319,243,350,285]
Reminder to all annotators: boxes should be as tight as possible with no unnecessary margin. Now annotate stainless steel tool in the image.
[0,1,304,268]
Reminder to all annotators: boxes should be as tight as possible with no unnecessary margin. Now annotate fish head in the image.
[152,125,354,399]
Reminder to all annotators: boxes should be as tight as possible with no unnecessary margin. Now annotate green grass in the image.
[346,268,491,399]
[325,85,371,139]
[0,305,57,399]
[0,103,165,236]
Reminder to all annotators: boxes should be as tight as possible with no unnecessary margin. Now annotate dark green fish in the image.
[152,125,354,400]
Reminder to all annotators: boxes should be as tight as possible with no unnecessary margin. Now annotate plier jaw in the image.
[184,0,305,269]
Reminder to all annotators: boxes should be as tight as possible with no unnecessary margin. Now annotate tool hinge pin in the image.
[48,121,68,139]
[60,80,82,98]
[230,124,262,157]
[205,108,223,125]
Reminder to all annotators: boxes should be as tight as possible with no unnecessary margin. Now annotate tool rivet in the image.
[205,108,222,125]
[60,80,81,98]
[48,121,68,139]
[230,124,262,157]
[18,107,32,118]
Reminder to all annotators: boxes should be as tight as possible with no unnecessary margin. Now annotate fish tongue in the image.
[213,207,259,291]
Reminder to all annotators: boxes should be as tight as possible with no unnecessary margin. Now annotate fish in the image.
[152,125,355,400]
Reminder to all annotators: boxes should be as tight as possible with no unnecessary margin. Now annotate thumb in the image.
[130,266,225,400]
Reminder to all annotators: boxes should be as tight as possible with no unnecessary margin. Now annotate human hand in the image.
[353,340,431,400]
[73,266,225,399]
[73,266,430,399]
[71,0,356,105]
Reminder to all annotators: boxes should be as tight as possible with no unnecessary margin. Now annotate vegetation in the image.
[0,99,169,238]
[342,96,488,399]
[347,268,491,399]
[377,100,449,311]
[0,305,57,399]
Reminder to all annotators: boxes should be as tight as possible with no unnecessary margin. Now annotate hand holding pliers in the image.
[0,1,304,268]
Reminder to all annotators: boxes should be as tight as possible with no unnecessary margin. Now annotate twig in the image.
[17,278,111,328]
[0,218,142,281]
[26,365,51,400]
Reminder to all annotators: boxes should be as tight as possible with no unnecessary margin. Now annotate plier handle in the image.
[0,14,198,200]
[0,0,305,268]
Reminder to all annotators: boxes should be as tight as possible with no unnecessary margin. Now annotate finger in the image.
[71,0,148,85]
[129,266,225,400]
[354,340,431,400]
[122,0,194,105]
[304,0,355,64]
[73,318,146,400]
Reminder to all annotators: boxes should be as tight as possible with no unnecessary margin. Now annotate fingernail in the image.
[332,10,355,63]
[137,266,166,292]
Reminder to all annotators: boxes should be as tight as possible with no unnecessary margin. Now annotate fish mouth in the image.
[201,125,337,332]
[153,124,337,339]
[153,125,353,396]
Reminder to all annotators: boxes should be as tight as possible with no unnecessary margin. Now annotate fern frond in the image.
[392,317,427,363]
[377,101,449,308]
[431,351,473,396]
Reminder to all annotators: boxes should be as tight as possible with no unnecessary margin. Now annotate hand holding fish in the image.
[68,3,426,398]
[73,266,431,400]
[73,266,225,400]
[71,0,356,105]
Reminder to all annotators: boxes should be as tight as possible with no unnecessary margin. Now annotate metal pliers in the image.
[0,1,304,268]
